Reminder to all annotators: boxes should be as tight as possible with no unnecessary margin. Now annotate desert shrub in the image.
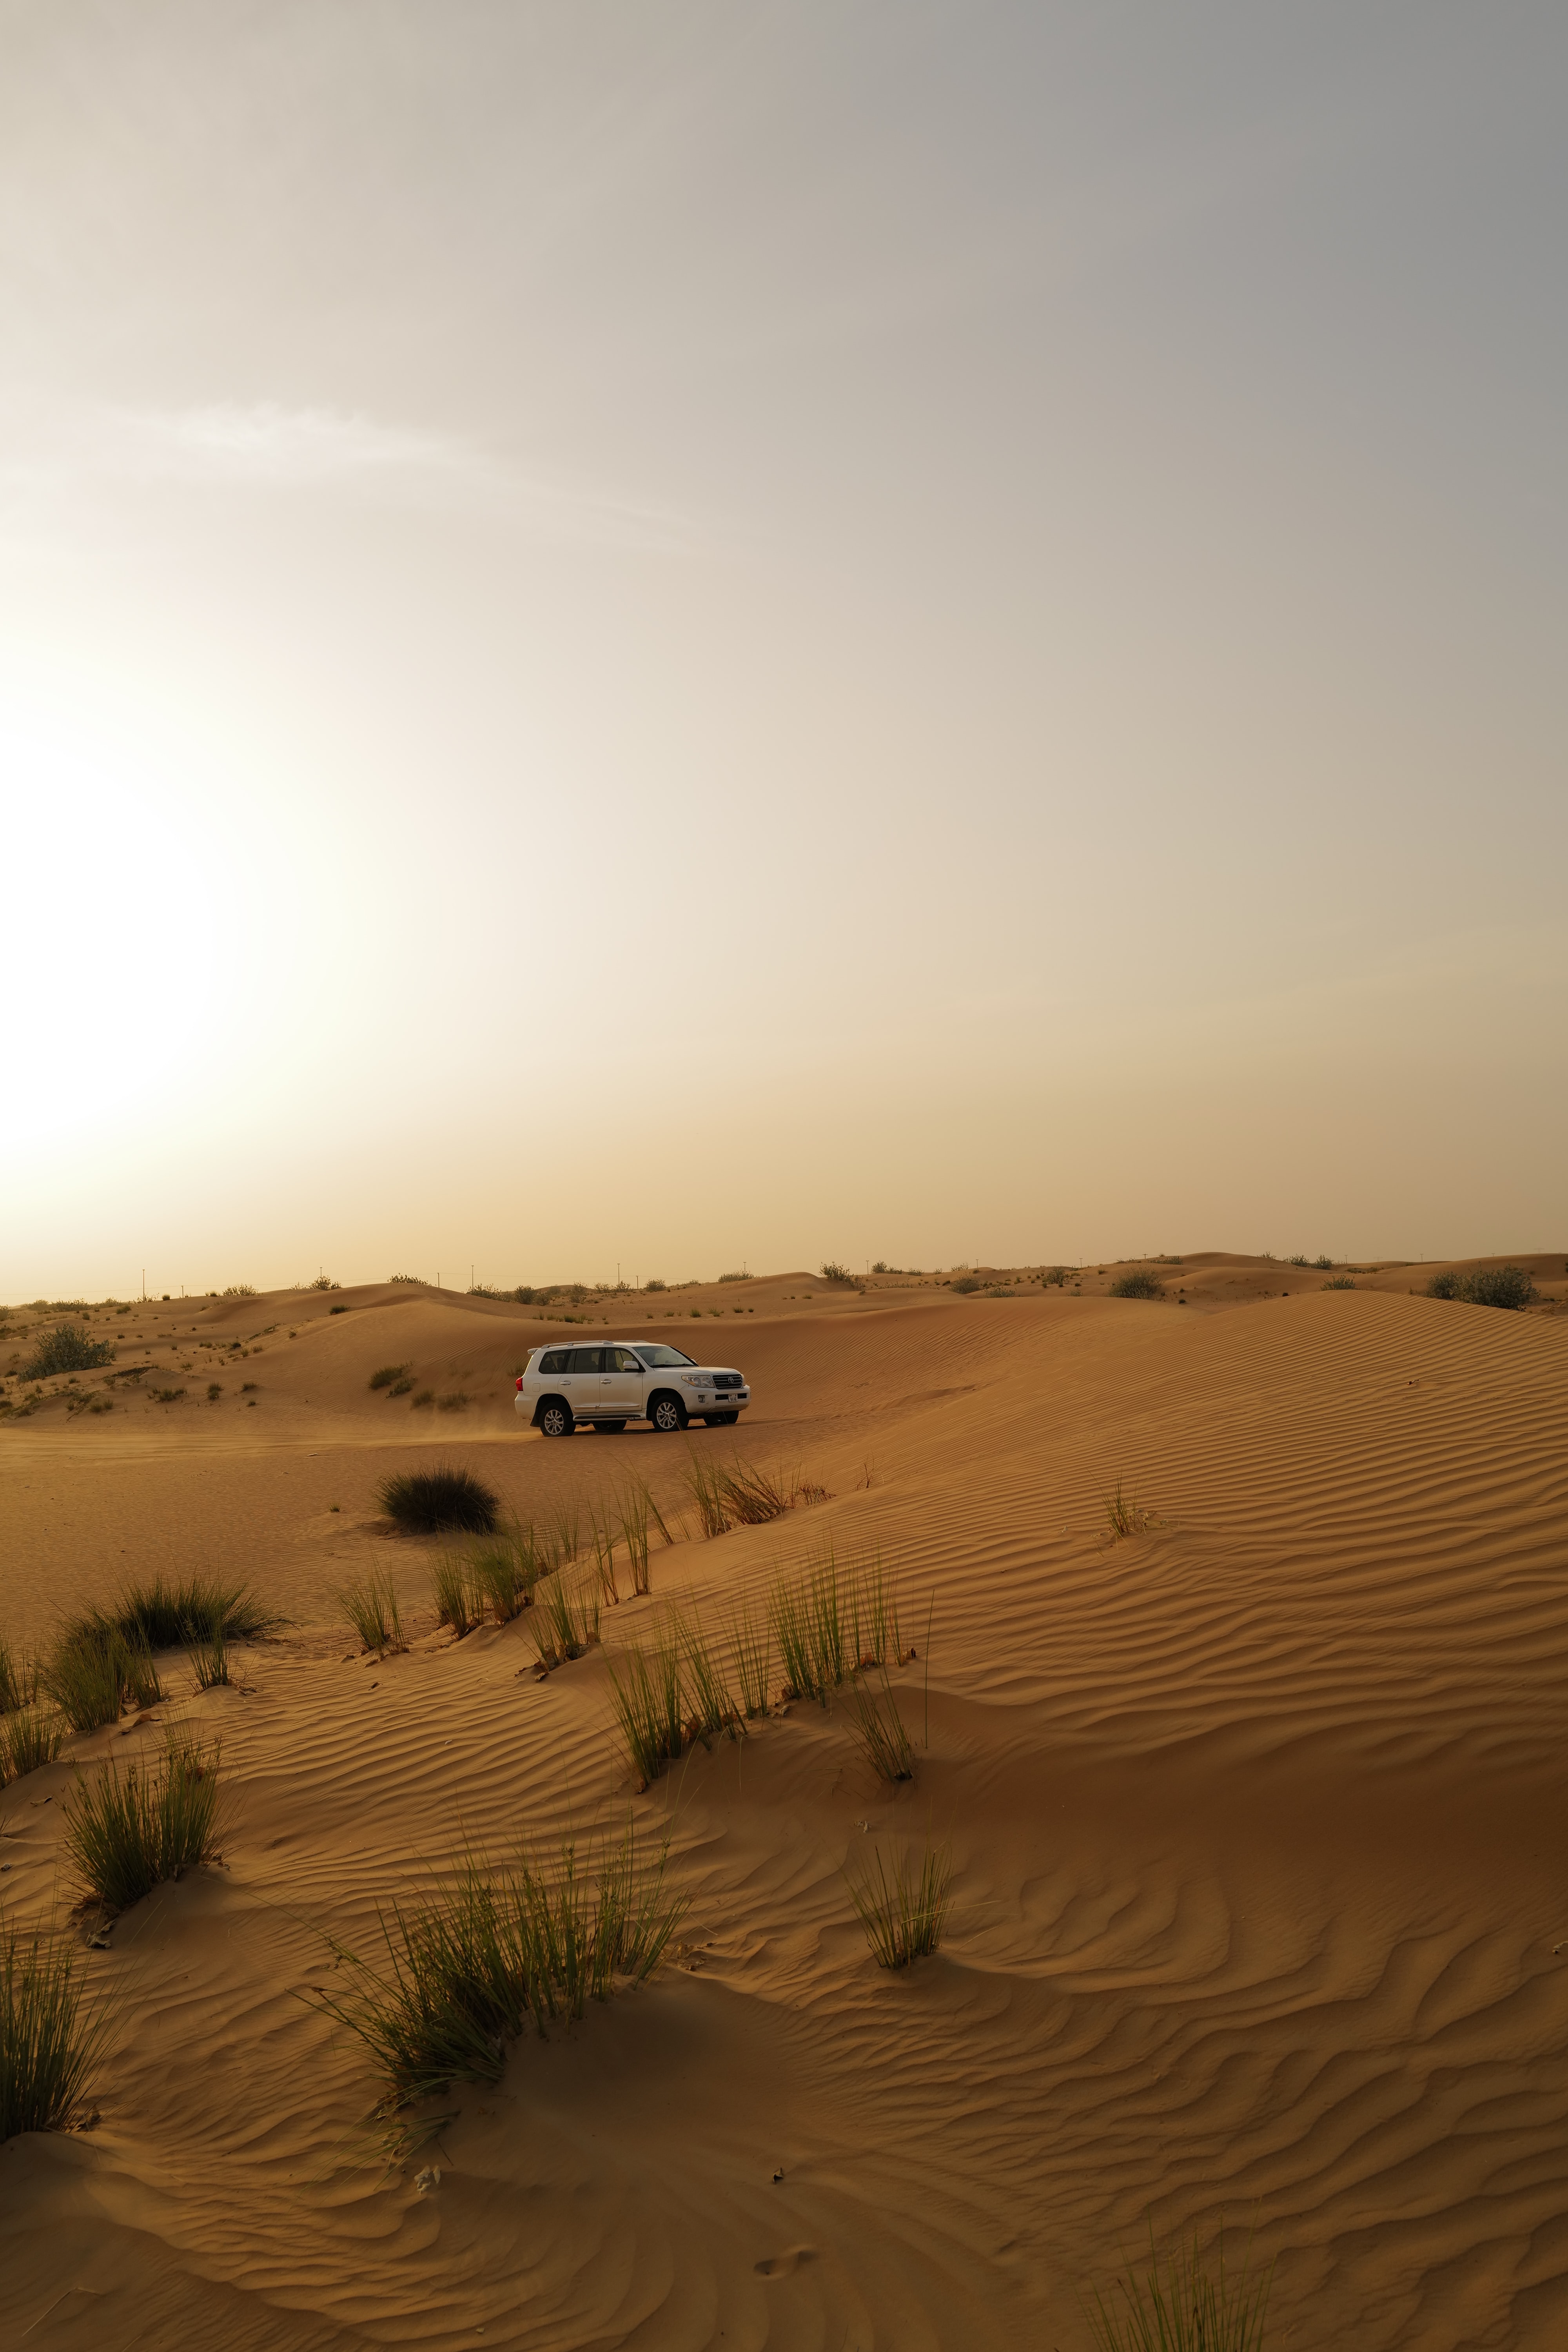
[1085,2228,1272,2352]
[1041,1266,1070,1287]
[378,1464,498,1535]
[718,1270,750,1284]
[467,1521,540,1624]
[368,1363,411,1390]
[1322,1276,1357,1290]
[22,1323,116,1379]
[643,1278,667,1293]
[1,1922,103,2140]
[2,1708,65,1785]
[410,1388,435,1410]
[819,1261,854,1285]
[329,1305,348,1316]
[1313,1255,1333,1269]
[62,1728,223,1913]
[1287,1254,1309,1267]
[1427,1263,1537,1310]
[336,1569,406,1654]
[951,1274,981,1294]
[436,1391,469,1413]
[847,1842,952,1969]
[871,1260,890,1274]
[308,1824,686,2115]
[308,1276,340,1291]
[1109,1270,1165,1300]
[388,1273,421,1285]
[206,1381,223,1402]
[65,1576,273,1653]
[221,1284,256,1297]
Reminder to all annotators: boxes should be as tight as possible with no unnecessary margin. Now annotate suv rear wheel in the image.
[537,1400,574,1438]
[650,1393,686,1433]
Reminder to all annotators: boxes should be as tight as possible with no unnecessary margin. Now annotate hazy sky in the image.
[2,2,1563,1295]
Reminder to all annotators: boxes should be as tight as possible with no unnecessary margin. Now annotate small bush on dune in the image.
[950,1274,982,1294]
[63,1728,223,1913]
[22,1323,116,1379]
[1109,1269,1165,1300]
[1322,1276,1356,1290]
[1,1922,104,2140]
[65,1576,275,1653]
[336,1570,405,1655]
[310,1826,686,2114]
[819,1261,855,1285]
[643,1278,667,1293]
[368,1363,411,1391]
[1426,1264,1537,1311]
[847,1842,953,1969]
[1313,1255,1333,1269]
[1085,2228,1273,2352]
[378,1464,499,1535]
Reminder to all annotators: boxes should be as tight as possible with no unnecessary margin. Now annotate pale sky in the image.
[2,2,1563,1296]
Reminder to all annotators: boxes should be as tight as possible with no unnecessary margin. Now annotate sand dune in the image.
[3,1259,1566,2347]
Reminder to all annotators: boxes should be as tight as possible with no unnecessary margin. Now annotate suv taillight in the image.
[515,1377,525,1391]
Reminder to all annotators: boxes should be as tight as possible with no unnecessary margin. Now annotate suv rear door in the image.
[564,1345,606,1412]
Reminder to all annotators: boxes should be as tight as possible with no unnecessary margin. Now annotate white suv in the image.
[514,1341,751,1437]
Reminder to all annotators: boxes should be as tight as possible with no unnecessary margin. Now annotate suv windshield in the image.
[634,1345,696,1368]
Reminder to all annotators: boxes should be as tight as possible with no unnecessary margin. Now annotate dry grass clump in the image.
[1085,2229,1273,2352]
[368,1362,411,1390]
[847,1842,953,1969]
[1108,1269,1165,1300]
[336,1570,407,1655]
[1,1921,105,2140]
[310,1824,686,2113]
[1103,1479,1156,1541]
[682,1450,828,1540]
[378,1463,499,1534]
[62,1727,223,1913]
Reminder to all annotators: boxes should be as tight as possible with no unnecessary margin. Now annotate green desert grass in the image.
[64,1575,276,1652]
[467,1521,539,1624]
[430,1554,478,1639]
[368,1362,411,1390]
[40,1626,164,1733]
[62,1726,223,1913]
[1,1920,106,2141]
[615,1479,671,1597]
[528,1567,601,1672]
[605,1630,688,1788]
[846,1841,953,1969]
[1085,2229,1273,2352]
[728,1597,772,1720]
[843,1668,914,1782]
[183,1610,231,1691]
[682,1449,829,1540]
[1321,1275,1357,1290]
[310,1824,686,2113]
[2,1706,65,1786]
[0,1638,38,1715]
[378,1463,499,1535]
[336,1569,407,1655]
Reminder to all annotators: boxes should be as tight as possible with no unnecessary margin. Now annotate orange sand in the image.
[2,1255,1566,2347]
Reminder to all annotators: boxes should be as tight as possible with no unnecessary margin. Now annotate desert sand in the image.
[3,1253,1567,2349]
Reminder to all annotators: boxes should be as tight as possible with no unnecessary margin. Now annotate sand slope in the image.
[2,1267,1566,2347]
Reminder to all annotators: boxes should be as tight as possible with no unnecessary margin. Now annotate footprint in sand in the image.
[755,2247,817,2279]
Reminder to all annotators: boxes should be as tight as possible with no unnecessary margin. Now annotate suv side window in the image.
[613,1348,644,1372]
[539,1350,569,1375]
[568,1346,606,1374]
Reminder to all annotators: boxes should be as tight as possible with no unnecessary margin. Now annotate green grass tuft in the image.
[846,1841,952,1968]
[62,1727,223,1913]
[1104,1479,1153,1540]
[368,1363,411,1391]
[1084,2227,1273,2352]
[378,1464,499,1534]
[2,1707,65,1785]
[308,1825,686,2113]
[336,1569,406,1654]
[1,1921,105,2140]
[430,1553,477,1638]
[1321,1276,1356,1290]
[844,1668,914,1782]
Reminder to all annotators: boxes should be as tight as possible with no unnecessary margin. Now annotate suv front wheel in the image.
[650,1393,686,1433]
[537,1400,575,1438]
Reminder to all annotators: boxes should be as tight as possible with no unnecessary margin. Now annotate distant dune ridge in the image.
[2,1252,1566,2347]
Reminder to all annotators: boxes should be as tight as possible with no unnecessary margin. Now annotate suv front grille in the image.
[712,1372,742,1389]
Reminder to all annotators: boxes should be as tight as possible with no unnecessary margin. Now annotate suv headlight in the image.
[679,1372,707,1385]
